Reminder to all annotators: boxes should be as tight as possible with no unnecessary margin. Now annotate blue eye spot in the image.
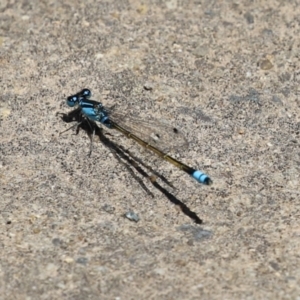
[81,89,91,98]
[66,95,78,107]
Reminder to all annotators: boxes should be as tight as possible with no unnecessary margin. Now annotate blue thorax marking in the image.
[79,98,112,128]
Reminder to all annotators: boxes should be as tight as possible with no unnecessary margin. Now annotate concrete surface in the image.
[1,0,299,299]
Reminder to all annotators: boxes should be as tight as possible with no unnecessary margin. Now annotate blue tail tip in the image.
[192,170,212,185]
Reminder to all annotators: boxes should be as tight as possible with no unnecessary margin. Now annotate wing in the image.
[108,111,188,153]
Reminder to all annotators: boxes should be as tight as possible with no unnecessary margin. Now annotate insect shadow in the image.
[58,108,203,224]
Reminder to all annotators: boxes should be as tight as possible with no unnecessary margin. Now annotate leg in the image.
[59,122,82,135]
[88,126,95,157]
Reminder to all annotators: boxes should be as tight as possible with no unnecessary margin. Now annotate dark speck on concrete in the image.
[76,257,88,265]
[244,12,254,24]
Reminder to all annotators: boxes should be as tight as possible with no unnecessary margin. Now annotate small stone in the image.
[156,96,165,102]
[64,257,74,264]
[178,224,212,241]
[260,59,273,70]
[21,15,30,21]
[272,95,282,104]
[95,53,104,59]
[76,257,88,265]
[102,204,115,214]
[270,261,280,271]
[144,82,154,91]
[137,4,148,14]
[246,71,252,78]
[124,211,140,222]
[52,238,62,246]
[278,72,291,82]
[153,268,166,275]
[212,68,224,78]
[193,45,209,58]
[166,0,177,9]
[244,12,254,24]
[45,263,58,277]
[0,107,11,118]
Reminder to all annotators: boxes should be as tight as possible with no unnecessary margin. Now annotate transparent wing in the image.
[107,111,188,153]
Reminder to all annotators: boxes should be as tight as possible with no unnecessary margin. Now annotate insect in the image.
[63,89,212,185]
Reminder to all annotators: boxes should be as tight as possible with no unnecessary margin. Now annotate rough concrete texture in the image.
[1,0,299,299]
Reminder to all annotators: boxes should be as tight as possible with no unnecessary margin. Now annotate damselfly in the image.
[62,89,212,185]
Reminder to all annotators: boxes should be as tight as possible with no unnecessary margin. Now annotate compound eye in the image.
[80,88,91,98]
[66,95,78,107]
